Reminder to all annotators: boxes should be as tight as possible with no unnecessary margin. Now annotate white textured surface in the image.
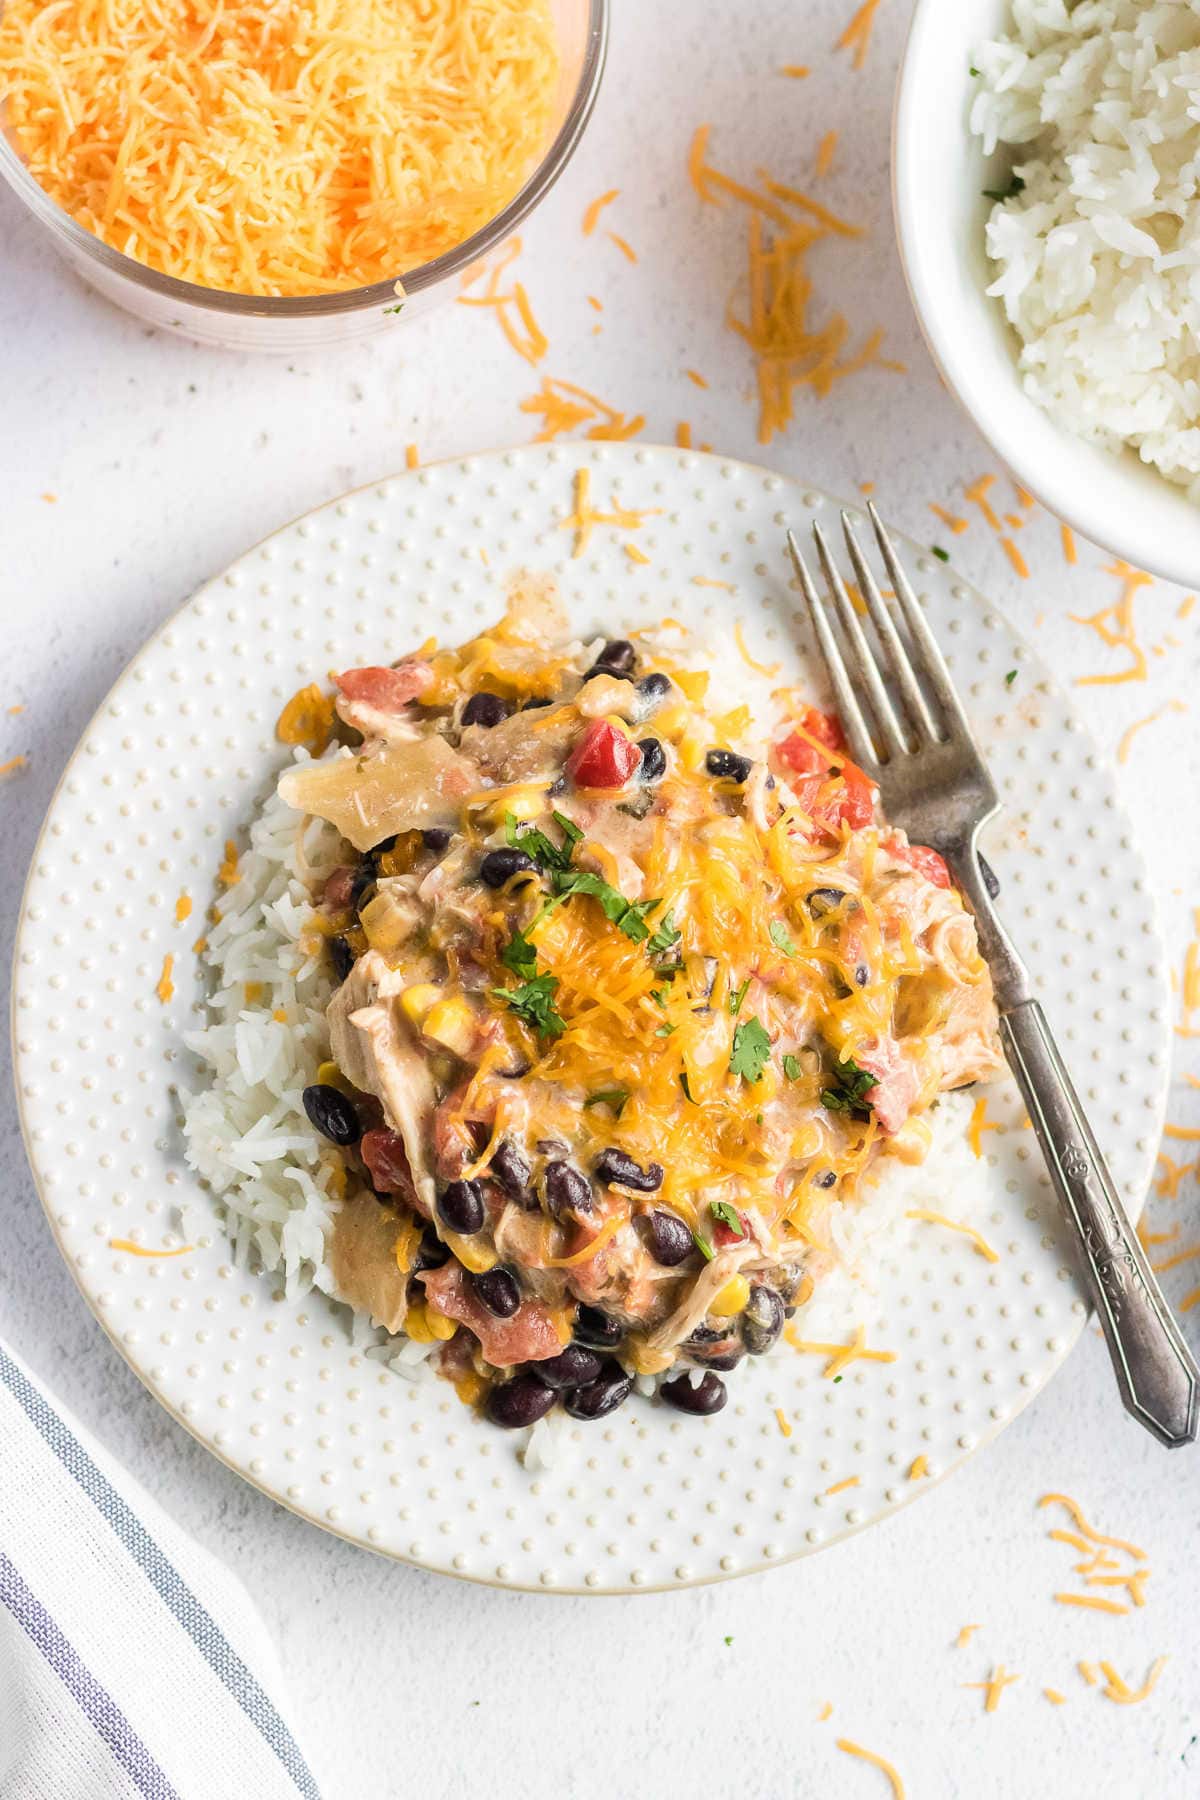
[2,1,1199,1794]
[14,439,1170,1592]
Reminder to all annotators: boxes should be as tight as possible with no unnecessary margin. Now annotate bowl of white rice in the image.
[894,0,1200,586]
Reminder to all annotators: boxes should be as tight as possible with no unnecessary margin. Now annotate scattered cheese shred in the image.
[41,493,57,503]
[1079,1661,1099,1686]
[217,840,241,887]
[1178,593,1196,619]
[582,189,619,236]
[816,130,838,179]
[607,231,638,264]
[1043,1688,1066,1706]
[560,467,659,559]
[955,1624,980,1649]
[0,755,28,781]
[624,544,651,566]
[688,125,900,443]
[693,576,736,593]
[964,474,1002,530]
[1155,1152,1197,1196]
[1040,1493,1147,1561]
[1149,1241,1200,1273]
[1138,1222,1179,1249]
[272,1007,288,1023]
[964,1664,1020,1713]
[906,1209,1000,1263]
[7,703,23,715]
[155,954,174,1005]
[966,1094,1003,1158]
[174,892,192,925]
[686,368,709,389]
[1098,1657,1167,1705]
[834,1738,905,1799]
[781,64,810,78]
[906,1454,930,1480]
[676,422,694,448]
[276,682,335,756]
[0,0,559,296]
[1055,1593,1129,1616]
[109,1238,192,1258]
[1071,561,1153,686]
[1014,482,1036,508]
[785,1323,896,1378]
[1117,700,1187,764]
[1175,911,1200,1039]
[406,444,420,471]
[192,935,208,955]
[775,1407,793,1438]
[521,376,644,443]
[459,239,549,366]
[930,503,969,536]
[1164,1122,1200,1142]
[734,620,782,677]
[1061,524,1078,565]
[836,0,886,71]
[1001,537,1030,579]
[824,1475,860,1496]
[818,1701,833,1721]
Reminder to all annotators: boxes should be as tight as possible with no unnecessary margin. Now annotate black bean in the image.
[574,1304,623,1350]
[741,1285,785,1356]
[462,691,510,728]
[979,852,1001,899]
[412,1226,450,1272]
[329,935,354,984]
[479,846,536,888]
[806,886,847,917]
[370,834,398,855]
[522,696,552,711]
[583,664,634,686]
[437,1178,485,1234]
[489,1138,531,1201]
[350,863,377,911]
[660,1370,727,1415]
[422,827,452,854]
[486,1374,555,1429]
[593,1149,663,1192]
[705,748,753,783]
[543,1161,593,1220]
[529,1344,603,1390]
[301,1083,361,1147]
[595,638,636,675]
[637,737,666,781]
[638,672,671,704]
[854,964,869,986]
[563,1362,634,1420]
[645,1209,693,1266]
[813,1169,837,1189]
[684,1325,744,1371]
[471,1266,521,1318]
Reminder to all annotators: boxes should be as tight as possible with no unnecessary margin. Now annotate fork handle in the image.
[1000,1000,1198,1448]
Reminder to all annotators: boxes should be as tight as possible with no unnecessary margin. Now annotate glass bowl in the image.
[0,0,608,353]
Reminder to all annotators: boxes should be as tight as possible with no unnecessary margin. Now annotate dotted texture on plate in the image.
[12,443,1171,1594]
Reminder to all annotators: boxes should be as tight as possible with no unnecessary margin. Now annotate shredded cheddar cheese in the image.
[607,231,638,264]
[964,475,1002,532]
[109,1238,192,1258]
[734,620,782,678]
[781,64,810,79]
[0,755,27,781]
[459,239,549,366]
[907,1454,929,1480]
[1043,1688,1066,1706]
[217,840,241,887]
[561,467,659,559]
[155,954,174,1005]
[964,1665,1019,1713]
[955,1624,980,1649]
[775,1407,793,1438]
[1040,1493,1147,1561]
[906,1209,1000,1263]
[816,130,838,179]
[1061,525,1078,565]
[582,189,619,236]
[1000,537,1030,579]
[966,1095,1003,1158]
[1055,1593,1129,1616]
[1071,561,1154,686]
[406,444,420,471]
[817,1701,833,1721]
[624,544,651,566]
[1117,701,1187,764]
[930,503,969,536]
[277,683,336,756]
[824,1475,860,1496]
[785,1323,897,1379]
[836,0,886,70]
[834,1738,905,1799]
[174,892,192,926]
[521,377,645,443]
[1097,1657,1167,1705]
[0,0,559,296]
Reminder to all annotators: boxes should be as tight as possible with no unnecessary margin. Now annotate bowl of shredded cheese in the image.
[0,0,607,351]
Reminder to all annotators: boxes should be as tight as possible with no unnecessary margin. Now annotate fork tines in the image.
[786,503,972,774]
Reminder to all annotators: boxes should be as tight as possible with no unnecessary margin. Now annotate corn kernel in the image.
[443,1231,498,1274]
[404,1303,435,1344]
[399,982,442,1027]
[653,702,689,741]
[679,732,707,773]
[316,1060,355,1098]
[887,1116,934,1166]
[710,1273,751,1318]
[454,1370,487,1409]
[422,996,477,1058]
[393,1214,421,1273]
[425,1305,458,1341]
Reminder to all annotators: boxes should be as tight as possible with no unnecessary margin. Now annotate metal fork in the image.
[787,504,1198,1449]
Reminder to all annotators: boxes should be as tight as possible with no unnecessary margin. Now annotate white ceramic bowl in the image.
[893,0,1200,588]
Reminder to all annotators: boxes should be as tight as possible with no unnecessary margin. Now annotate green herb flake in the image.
[983,173,1025,203]
[969,63,980,76]
[499,928,538,978]
[782,1053,802,1082]
[819,1056,878,1115]
[647,908,682,955]
[728,976,751,1017]
[584,1088,629,1115]
[506,811,579,873]
[710,1200,746,1239]
[550,868,661,943]
[769,920,797,958]
[382,303,404,315]
[931,545,950,563]
[833,1374,843,1384]
[730,1015,771,1083]
[655,1022,677,1038]
[691,1229,715,1262]
[1004,669,1018,688]
[491,972,565,1038]
[723,1636,734,1647]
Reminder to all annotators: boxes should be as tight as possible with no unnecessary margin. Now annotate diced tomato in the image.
[776,707,846,776]
[789,761,875,836]
[565,719,642,789]
[322,865,357,910]
[886,838,953,890]
[855,1040,917,1137]
[421,1261,564,1365]
[712,1208,749,1249]
[360,1129,418,1205]
[335,661,432,714]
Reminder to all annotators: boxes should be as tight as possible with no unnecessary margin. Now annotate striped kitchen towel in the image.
[0,1338,322,1800]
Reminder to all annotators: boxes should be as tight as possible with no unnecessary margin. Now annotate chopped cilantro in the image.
[833,1374,843,1384]
[931,545,949,563]
[782,1053,802,1082]
[1004,669,1018,688]
[655,1021,677,1038]
[969,63,980,76]
[647,908,681,955]
[710,1200,745,1238]
[550,868,661,943]
[382,303,404,315]
[552,810,584,849]
[769,920,796,958]
[723,1635,734,1647]
[730,1015,771,1082]
[728,976,751,1017]
[691,1229,715,1262]
[584,1088,629,1114]
[492,972,565,1038]
[819,1056,878,1115]
[499,928,538,977]
[506,810,580,873]
[679,1071,695,1103]
[983,173,1025,202]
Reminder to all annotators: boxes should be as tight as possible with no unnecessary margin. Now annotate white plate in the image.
[12,443,1171,1594]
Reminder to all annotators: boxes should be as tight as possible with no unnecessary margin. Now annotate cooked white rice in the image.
[970,0,1200,495]
[179,670,992,1462]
